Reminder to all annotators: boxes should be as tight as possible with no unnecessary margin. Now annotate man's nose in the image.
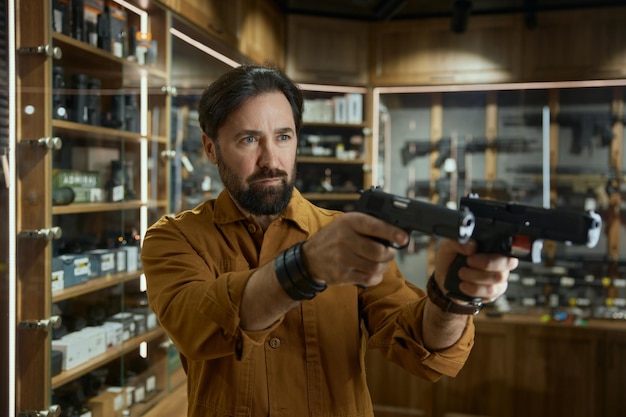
[258,140,279,168]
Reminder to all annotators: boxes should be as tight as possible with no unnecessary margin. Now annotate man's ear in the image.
[202,133,218,164]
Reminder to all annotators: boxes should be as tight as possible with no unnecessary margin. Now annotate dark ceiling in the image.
[272,0,626,22]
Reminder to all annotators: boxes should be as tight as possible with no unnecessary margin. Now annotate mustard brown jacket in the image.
[141,189,474,417]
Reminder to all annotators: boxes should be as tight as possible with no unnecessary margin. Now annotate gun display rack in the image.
[296,86,373,212]
[376,81,626,319]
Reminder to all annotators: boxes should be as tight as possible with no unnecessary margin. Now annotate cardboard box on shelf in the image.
[54,254,91,288]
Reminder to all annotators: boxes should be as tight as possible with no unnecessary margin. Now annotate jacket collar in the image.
[213,188,311,235]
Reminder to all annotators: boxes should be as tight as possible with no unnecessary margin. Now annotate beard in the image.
[215,150,295,216]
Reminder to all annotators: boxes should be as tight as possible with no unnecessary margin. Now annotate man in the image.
[141,65,518,417]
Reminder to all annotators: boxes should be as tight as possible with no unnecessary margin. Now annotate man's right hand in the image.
[301,212,408,288]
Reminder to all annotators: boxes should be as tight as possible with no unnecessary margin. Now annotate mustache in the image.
[247,168,288,183]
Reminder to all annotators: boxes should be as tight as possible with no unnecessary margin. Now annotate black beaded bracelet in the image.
[275,242,327,301]
[427,273,482,315]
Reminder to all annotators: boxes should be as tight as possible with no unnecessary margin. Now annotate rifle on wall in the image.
[503,111,624,154]
[400,136,538,170]
[407,177,532,207]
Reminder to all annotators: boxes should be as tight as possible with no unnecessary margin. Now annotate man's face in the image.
[203,92,298,216]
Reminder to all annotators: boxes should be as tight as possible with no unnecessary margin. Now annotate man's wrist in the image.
[427,273,482,315]
[275,242,327,301]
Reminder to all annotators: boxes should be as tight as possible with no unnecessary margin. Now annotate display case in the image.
[14,1,181,415]
[375,81,626,318]
[297,85,372,212]
[167,14,243,214]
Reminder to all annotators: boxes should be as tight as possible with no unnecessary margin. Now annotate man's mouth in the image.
[250,176,284,186]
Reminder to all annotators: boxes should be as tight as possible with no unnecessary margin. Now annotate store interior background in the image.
[3,0,626,416]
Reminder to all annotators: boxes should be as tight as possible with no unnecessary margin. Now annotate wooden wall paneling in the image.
[366,349,435,417]
[16,0,53,411]
[239,0,286,69]
[521,7,626,82]
[603,331,626,414]
[172,0,241,48]
[285,15,369,85]
[158,0,179,10]
[433,320,516,417]
[514,325,603,417]
[370,15,523,86]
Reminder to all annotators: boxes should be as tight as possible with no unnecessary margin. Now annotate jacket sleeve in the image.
[361,261,475,381]
[141,216,280,362]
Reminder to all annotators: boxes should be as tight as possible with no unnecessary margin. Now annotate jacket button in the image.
[247,223,257,233]
[268,337,281,349]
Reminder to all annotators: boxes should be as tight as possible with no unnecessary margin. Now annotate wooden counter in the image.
[366,313,626,417]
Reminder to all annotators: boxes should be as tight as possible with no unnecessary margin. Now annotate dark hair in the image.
[198,65,304,140]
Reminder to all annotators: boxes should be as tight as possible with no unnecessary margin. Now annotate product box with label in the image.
[52,327,108,370]
[120,246,139,272]
[346,93,363,124]
[51,256,65,292]
[86,249,117,278]
[129,307,158,330]
[145,373,157,393]
[51,349,64,376]
[52,169,103,204]
[333,95,348,124]
[88,389,124,417]
[132,314,147,335]
[52,332,89,370]
[106,312,136,341]
[53,169,100,189]
[72,187,104,203]
[80,326,107,360]
[100,321,124,348]
[115,249,127,273]
[54,254,91,288]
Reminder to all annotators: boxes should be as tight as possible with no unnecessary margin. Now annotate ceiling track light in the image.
[451,0,472,33]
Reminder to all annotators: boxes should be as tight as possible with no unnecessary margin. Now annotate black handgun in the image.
[355,187,476,247]
[445,195,602,301]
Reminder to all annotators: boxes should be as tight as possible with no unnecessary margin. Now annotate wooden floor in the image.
[143,382,188,417]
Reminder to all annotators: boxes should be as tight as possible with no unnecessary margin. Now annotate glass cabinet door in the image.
[168,16,239,215]
[376,82,625,316]
[15,1,176,415]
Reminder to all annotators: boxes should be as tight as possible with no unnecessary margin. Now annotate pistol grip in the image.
[444,255,482,303]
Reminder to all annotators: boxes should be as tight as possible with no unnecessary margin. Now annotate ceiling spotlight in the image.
[451,0,472,33]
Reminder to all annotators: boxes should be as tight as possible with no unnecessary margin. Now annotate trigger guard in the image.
[530,239,543,263]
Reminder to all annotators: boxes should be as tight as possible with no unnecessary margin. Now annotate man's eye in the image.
[278,135,290,142]
[242,136,256,143]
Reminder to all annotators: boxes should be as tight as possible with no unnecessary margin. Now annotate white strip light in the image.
[169,27,240,68]
[542,106,550,209]
[140,75,148,240]
[297,83,368,94]
[377,78,626,94]
[7,0,16,415]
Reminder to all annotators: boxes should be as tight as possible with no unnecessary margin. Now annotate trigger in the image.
[510,235,531,258]
[510,235,543,262]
